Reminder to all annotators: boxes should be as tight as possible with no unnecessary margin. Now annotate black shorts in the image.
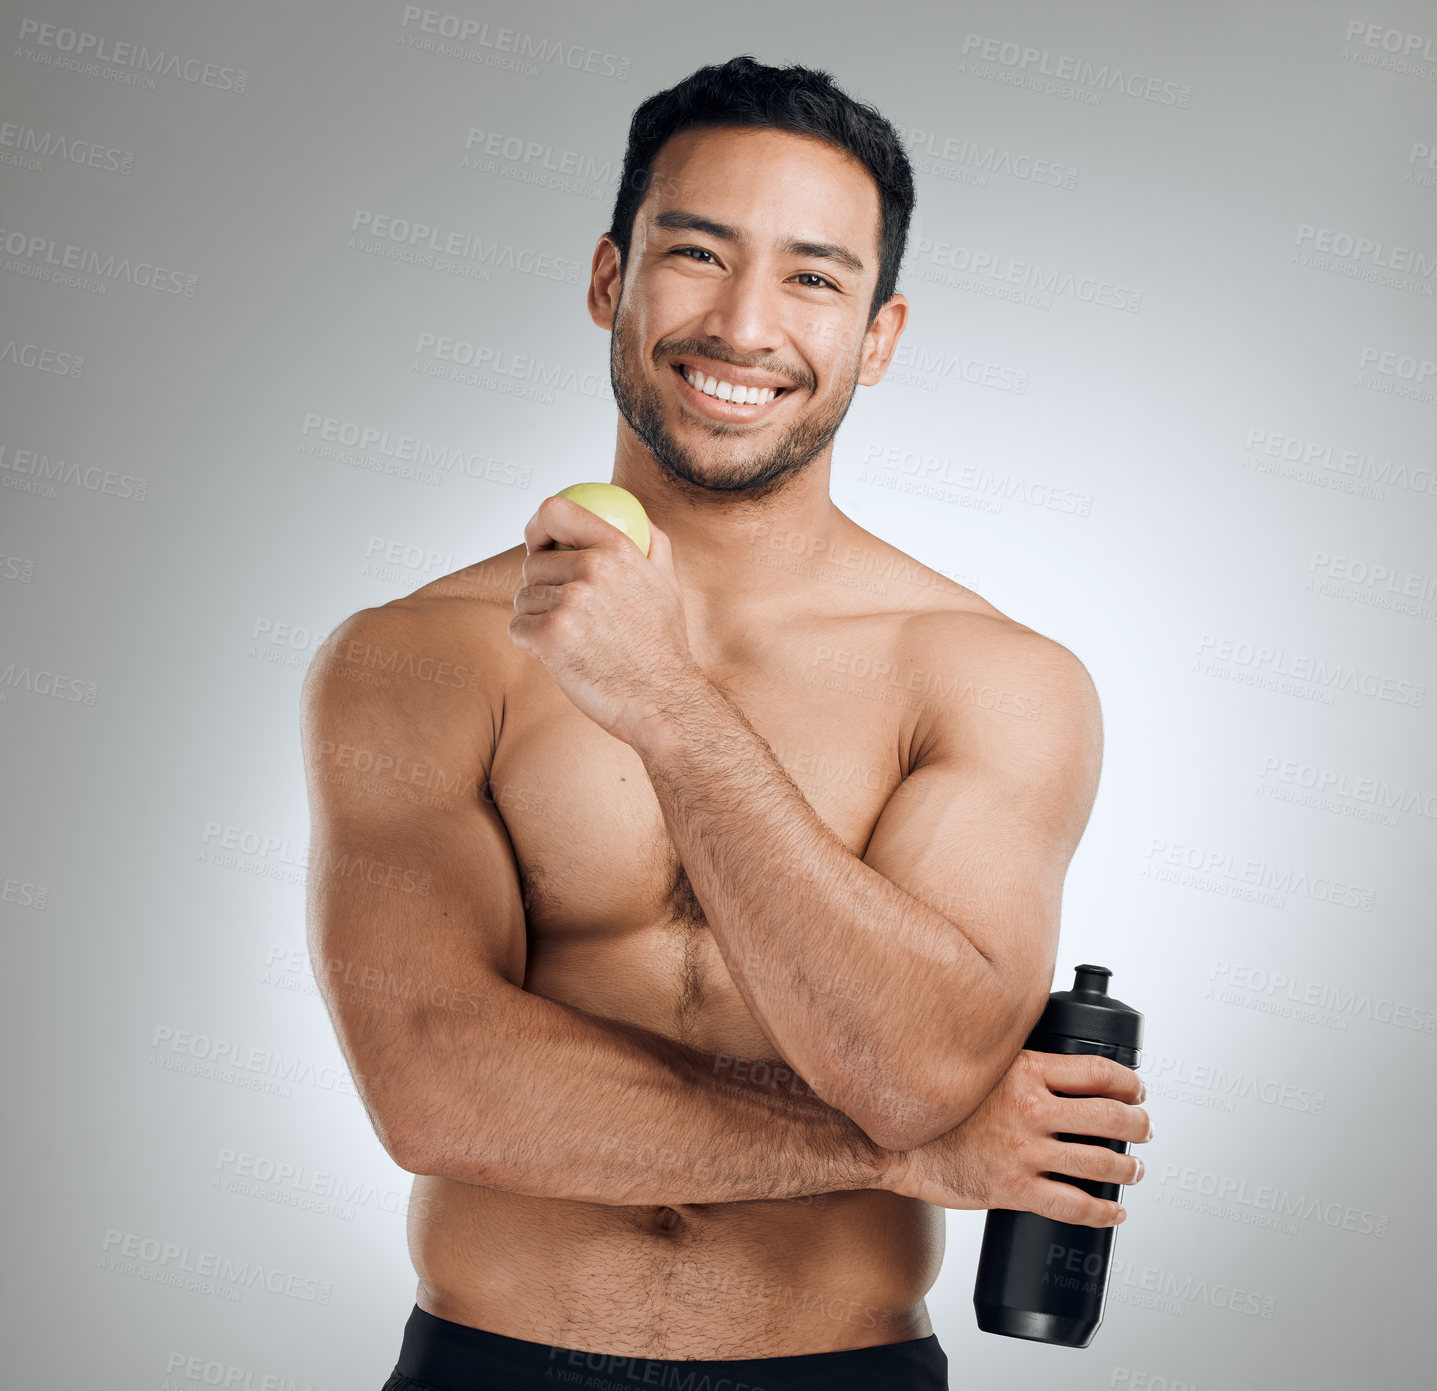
[381,1304,949,1391]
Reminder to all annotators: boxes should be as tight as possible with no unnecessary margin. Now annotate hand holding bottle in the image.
[887,1048,1150,1226]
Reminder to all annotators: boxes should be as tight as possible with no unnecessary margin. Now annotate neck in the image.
[608,418,848,634]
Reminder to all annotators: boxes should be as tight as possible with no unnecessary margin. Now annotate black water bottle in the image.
[972,964,1144,1348]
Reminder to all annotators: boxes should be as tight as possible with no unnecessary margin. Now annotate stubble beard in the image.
[608,293,863,506]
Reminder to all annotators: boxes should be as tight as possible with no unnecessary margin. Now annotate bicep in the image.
[300,607,526,1152]
[862,633,1102,1014]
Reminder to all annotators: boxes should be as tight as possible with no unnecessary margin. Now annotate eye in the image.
[669,248,837,290]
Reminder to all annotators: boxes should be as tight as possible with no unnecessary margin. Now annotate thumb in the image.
[644,519,675,572]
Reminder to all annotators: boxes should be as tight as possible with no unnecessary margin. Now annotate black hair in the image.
[607,55,915,327]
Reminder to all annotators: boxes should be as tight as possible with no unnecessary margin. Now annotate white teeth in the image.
[682,366,777,405]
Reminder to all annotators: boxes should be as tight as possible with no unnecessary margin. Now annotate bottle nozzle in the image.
[1074,964,1112,995]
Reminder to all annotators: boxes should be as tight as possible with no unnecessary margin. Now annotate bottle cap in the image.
[1031,964,1144,1051]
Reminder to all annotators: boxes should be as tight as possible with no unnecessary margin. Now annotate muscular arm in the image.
[631,614,1103,1153]
[301,603,893,1205]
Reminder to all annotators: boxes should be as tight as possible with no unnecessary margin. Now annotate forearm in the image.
[634,674,1003,1143]
[391,983,897,1205]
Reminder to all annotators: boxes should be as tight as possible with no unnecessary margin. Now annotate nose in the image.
[699,261,785,359]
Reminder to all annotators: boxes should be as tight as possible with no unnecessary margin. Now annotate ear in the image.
[857,293,909,386]
[587,235,623,330]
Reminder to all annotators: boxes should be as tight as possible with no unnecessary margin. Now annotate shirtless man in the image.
[301,55,1151,1391]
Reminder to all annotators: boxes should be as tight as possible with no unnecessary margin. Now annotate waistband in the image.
[394,1304,948,1391]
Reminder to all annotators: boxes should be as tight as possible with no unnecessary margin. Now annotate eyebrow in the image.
[650,209,866,277]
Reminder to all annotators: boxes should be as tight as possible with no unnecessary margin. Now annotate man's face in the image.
[597,125,898,503]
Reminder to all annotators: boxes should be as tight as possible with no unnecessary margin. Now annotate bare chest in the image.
[486,620,922,1058]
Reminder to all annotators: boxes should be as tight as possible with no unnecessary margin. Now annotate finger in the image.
[522,499,560,554]
[507,614,542,660]
[521,547,583,588]
[1046,1138,1145,1188]
[1054,1094,1152,1146]
[1034,1051,1144,1104]
[511,582,571,616]
[523,496,584,554]
[1025,1176,1127,1229]
[527,495,633,555]
[509,603,580,654]
[645,520,672,569]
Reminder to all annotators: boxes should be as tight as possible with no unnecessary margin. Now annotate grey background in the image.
[2,1,1434,1386]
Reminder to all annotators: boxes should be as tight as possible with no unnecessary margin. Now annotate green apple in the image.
[552,482,651,557]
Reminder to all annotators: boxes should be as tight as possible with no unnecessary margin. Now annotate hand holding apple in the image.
[509,485,705,747]
[550,482,651,557]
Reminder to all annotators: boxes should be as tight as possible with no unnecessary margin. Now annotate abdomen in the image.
[406,1174,945,1358]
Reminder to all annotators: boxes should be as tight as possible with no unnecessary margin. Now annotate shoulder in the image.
[908,607,1098,709]
[824,520,1100,751]
[310,544,525,666]
[301,544,527,742]
[902,606,1102,773]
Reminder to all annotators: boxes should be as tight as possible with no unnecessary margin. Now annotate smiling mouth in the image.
[672,363,791,413]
